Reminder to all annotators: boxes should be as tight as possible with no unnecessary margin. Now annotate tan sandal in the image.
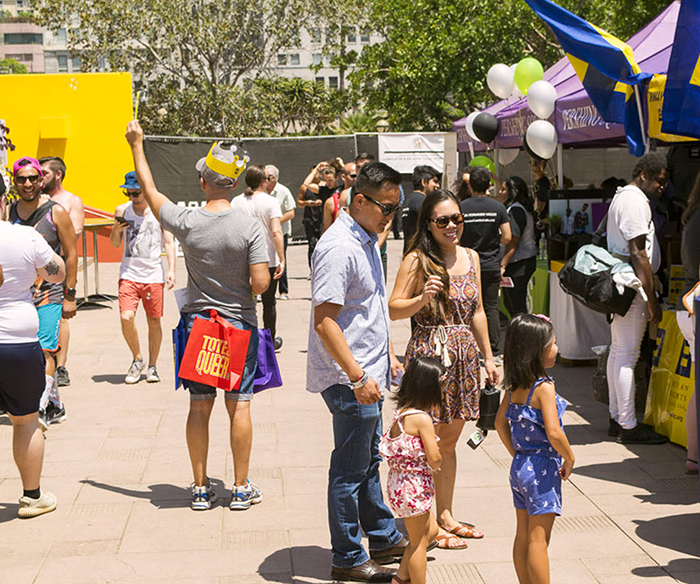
[435,533,468,550]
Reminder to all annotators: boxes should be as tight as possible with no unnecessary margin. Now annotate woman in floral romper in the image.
[390,189,499,549]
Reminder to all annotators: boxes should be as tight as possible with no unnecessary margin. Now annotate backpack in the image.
[558,244,636,317]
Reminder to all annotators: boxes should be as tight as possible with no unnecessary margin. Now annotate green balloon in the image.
[514,57,544,95]
[470,156,496,175]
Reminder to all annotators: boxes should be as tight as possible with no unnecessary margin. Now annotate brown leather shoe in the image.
[330,559,397,582]
[369,536,409,565]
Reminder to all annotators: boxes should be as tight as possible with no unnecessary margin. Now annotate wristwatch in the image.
[65,287,77,297]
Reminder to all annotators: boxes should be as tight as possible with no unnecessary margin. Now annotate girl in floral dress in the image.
[379,356,444,584]
[389,190,499,549]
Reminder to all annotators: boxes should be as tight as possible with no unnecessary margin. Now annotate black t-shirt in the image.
[459,196,509,272]
[303,184,339,234]
[402,191,426,254]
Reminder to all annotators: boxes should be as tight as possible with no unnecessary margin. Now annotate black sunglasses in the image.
[347,173,357,178]
[430,213,464,228]
[360,193,400,216]
[123,190,142,197]
[16,174,41,184]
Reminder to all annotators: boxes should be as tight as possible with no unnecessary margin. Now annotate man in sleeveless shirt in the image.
[110,171,176,384]
[9,156,77,429]
[40,156,84,388]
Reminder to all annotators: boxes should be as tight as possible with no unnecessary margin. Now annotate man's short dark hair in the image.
[39,156,67,180]
[354,161,401,196]
[632,152,668,180]
[412,165,440,191]
[355,152,375,164]
[469,166,491,193]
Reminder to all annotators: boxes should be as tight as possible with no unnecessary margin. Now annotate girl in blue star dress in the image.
[495,314,575,584]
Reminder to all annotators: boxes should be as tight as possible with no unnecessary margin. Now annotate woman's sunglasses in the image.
[430,213,464,229]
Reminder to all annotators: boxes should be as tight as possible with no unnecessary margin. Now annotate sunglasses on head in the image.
[16,174,41,184]
[430,213,464,228]
[123,190,142,197]
[360,193,400,216]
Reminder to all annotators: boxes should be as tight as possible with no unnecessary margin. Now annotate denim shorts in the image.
[182,312,259,402]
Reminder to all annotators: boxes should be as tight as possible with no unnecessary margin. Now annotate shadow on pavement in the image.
[80,477,226,509]
[0,415,12,426]
[632,515,700,582]
[259,545,331,583]
[91,374,127,385]
[0,501,20,524]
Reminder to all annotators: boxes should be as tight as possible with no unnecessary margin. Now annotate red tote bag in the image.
[178,310,251,391]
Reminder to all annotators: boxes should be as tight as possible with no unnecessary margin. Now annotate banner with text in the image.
[378,133,445,174]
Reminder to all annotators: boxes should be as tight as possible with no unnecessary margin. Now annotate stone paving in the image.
[1,239,699,583]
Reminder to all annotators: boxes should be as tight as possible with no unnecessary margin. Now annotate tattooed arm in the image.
[37,253,66,284]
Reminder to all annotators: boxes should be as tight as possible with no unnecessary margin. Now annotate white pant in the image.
[607,293,648,430]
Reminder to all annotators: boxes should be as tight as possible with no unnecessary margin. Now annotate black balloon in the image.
[523,132,545,161]
[472,112,499,143]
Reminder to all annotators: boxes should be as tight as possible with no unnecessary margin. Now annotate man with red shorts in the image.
[110,171,176,384]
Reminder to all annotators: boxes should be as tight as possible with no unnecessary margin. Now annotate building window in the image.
[310,27,321,43]
[17,0,23,7]
[290,53,300,66]
[6,53,32,62]
[312,53,322,66]
[329,76,339,89]
[360,28,370,43]
[315,77,324,85]
[57,55,68,72]
[277,53,287,66]
[71,56,81,71]
[346,27,356,43]
[57,29,67,43]
[3,33,43,45]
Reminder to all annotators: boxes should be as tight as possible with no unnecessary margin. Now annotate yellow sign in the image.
[3,72,134,214]
[647,74,695,143]
[644,310,695,446]
[195,334,231,380]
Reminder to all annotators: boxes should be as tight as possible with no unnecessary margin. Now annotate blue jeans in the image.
[322,384,401,568]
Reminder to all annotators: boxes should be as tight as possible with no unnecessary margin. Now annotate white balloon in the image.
[498,148,519,166]
[526,120,558,160]
[527,80,557,119]
[510,64,524,98]
[465,111,480,142]
[487,63,514,99]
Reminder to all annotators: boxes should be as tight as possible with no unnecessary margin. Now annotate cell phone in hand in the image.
[115,216,134,228]
[500,276,514,288]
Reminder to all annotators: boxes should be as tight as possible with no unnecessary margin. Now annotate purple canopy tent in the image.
[453,1,680,154]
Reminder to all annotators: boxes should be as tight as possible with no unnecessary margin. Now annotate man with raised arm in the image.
[125,121,271,511]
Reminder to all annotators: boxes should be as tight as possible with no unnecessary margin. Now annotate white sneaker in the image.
[146,366,160,383]
[230,480,263,510]
[279,294,289,301]
[125,359,145,384]
[190,480,217,510]
[18,491,57,518]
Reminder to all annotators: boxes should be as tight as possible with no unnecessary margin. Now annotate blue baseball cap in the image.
[120,171,140,190]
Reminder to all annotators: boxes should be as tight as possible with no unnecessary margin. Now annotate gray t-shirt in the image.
[159,202,269,326]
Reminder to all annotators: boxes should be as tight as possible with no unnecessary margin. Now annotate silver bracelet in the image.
[350,371,370,391]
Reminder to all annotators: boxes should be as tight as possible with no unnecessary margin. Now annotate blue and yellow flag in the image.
[662,0,700,140]
[525,0,651,155]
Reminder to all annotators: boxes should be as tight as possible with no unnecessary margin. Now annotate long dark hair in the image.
[405,189,460,320]
[394,356,445,415]
[244,164,266,196]
[683,169,700,225]
[502,176,533,212]
[503,314,555,392]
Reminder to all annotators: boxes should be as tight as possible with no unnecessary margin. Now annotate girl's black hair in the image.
[502,176,533,212]
[394,356,445,415]
[502,314,555,392]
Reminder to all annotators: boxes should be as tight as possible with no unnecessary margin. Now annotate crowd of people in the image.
[0,127,696,584]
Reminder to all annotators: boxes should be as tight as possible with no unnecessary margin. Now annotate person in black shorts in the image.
[0,186,66,517]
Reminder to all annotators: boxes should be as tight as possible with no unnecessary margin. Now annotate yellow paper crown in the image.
[205,142,249,180]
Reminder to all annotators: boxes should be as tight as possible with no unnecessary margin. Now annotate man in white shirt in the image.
[560,208,575,236]
[110,171,176,384]
[232,164,285,349]
[265,165,295,301]
[0,189,66,518]
[606,152,669,445]
[40,156,84,388]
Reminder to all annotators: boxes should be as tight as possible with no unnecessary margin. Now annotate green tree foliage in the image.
[0,58,28,74]
[350,0,673,131]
